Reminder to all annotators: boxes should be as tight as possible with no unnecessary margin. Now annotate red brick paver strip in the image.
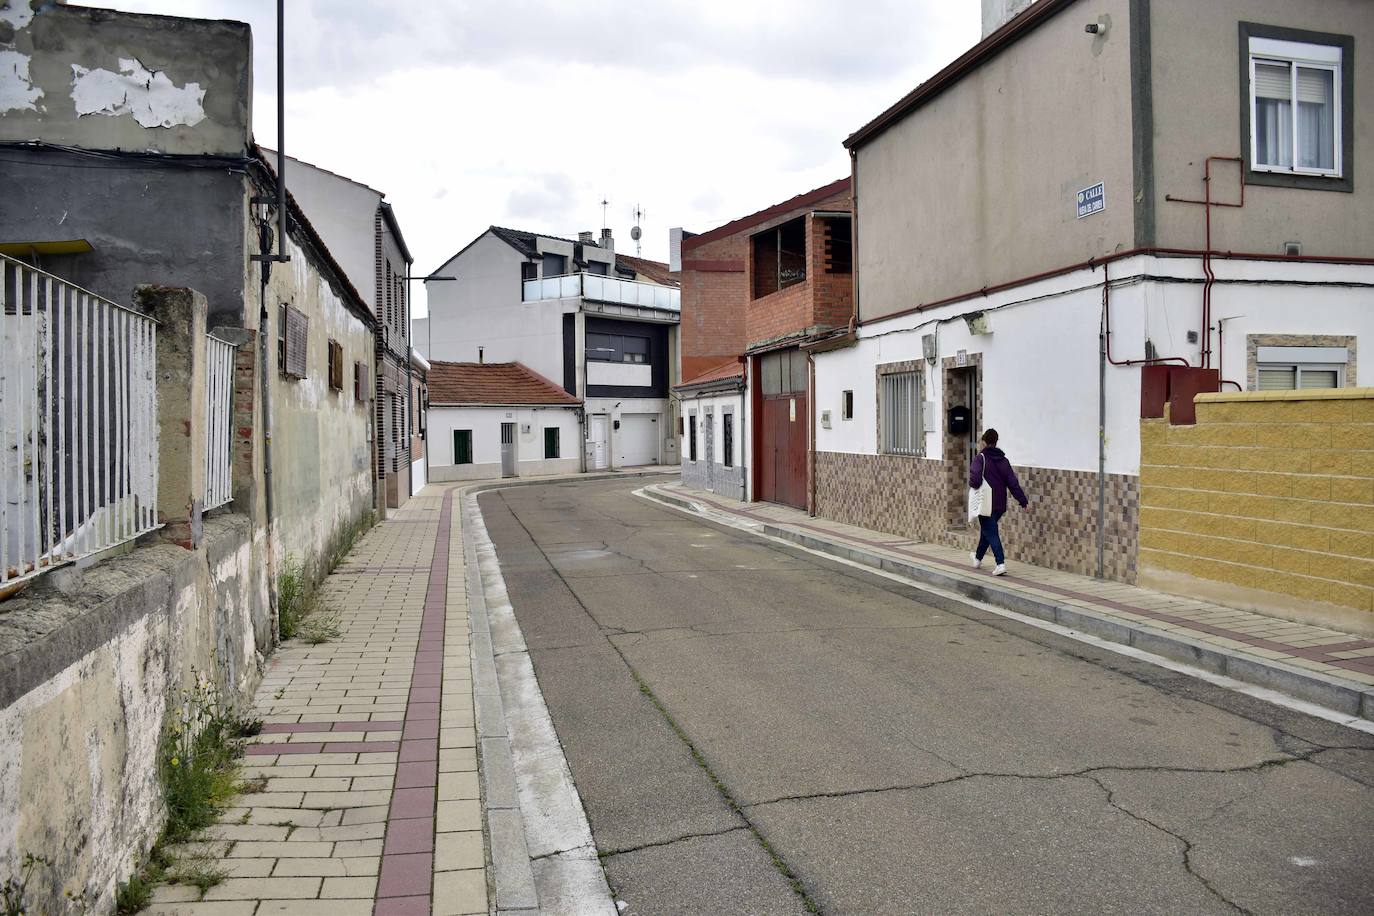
[662,483,1374,691]
[143,488,487,916]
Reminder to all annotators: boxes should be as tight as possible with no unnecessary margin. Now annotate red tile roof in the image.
[427,361,580,406]
[677,359,745,389]
[615,253,678,287]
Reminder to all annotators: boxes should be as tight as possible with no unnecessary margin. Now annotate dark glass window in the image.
[542,253,568,276]
[453,429,473,465]
[688,414,698,461]
[722,413,734,468]
[544,427,560,459]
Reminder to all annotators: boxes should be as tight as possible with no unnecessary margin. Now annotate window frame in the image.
[1256,362,1345,390]
[841,390,854,421]
[453,429,473,465]
[879,370,922,457]
[722,411,734,468]
[1239,23,1354,193]
[544,427,560,459]
[688,412,698,462]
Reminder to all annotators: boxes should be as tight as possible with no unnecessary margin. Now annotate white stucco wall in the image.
[428,405,581,481]
[278,155,384,313]
[815,255,1374,477]
[425,234,569,381]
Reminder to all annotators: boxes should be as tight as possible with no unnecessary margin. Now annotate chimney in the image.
[579,231,593,243]
[981,0,1035,37]
[600,227,614,253]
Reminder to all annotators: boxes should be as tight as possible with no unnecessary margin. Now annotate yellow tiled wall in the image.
[1139,389,1374,616]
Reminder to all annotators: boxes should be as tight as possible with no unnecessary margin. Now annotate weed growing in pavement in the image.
[277,510,374,643]
[276,558,311,640]
[300,610,343,644]
[113,867,157,915]
[2,853,51,916]
[160,675,247,842]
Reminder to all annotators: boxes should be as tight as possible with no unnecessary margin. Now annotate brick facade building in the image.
[676,179,853,509]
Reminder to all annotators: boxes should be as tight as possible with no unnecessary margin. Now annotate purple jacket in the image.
[970,447,1028,515]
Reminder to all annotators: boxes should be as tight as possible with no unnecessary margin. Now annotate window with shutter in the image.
[1248,35,1343,178]
[282,305,309,379]
[327,340,343,390]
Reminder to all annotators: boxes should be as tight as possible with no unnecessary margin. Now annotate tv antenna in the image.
[631,204,645,255]
[600,197,610,231]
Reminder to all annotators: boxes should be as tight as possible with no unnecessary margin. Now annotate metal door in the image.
[500,422,517,477]
[759,392,807,510]
[589,415,609,469]
[703,409,715,487]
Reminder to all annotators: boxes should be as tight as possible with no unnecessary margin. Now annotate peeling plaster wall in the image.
[258,228,376,574]
[0,1,250,155]
[0,515,268,914]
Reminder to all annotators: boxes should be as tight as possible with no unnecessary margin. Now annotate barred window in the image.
[880,371,921,456]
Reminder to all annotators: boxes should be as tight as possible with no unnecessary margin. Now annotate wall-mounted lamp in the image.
[964,312,992,336]
[1085,14,1110,36]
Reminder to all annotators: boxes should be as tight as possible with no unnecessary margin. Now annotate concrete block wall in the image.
[1139,388,1374,631]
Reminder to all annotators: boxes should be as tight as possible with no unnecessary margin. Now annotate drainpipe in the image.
[1096,266,1106,580]
[808,351,817,517]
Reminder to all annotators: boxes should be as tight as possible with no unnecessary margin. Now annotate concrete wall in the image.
[0,2,251,156]
[259,230,376,572]
[0,147,249,325]
[0,514,268,913]
[1149,0,1374,255]
[428,405,581,481]
[681,388,749,501]
[854,0,1135,321]
[1139,389,1374,635]
[424,233,568,381]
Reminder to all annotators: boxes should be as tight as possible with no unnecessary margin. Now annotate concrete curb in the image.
[638,484,1374,725]
[459,483,620,915]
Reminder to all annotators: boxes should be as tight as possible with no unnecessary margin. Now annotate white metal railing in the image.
[1,254,159,589]
[204,333,236,510]
[522,272,681,311]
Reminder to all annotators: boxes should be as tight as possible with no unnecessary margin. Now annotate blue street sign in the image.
[1076,182,1105,219]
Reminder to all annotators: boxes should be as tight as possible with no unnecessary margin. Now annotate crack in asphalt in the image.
[484,483,1374,914]
[1082,774,1252,915]
[596,825,750,860]
[740,746,1360,810]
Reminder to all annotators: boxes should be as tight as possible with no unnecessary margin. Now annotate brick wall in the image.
[1140,388,1374,619]
[680,232,748,382]
[681,185,853,379]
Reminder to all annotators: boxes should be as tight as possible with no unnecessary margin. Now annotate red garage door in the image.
[756,349,808,511]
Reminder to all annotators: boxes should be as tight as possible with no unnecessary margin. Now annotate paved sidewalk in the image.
[146,486,486,916]
[646,481,1374,722]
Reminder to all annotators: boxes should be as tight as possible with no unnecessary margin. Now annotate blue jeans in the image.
[976,510,1007,565]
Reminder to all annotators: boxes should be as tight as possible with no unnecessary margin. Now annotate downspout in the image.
[257,223,279,630]
[807,351,817,517]
[1096,265,1107,580]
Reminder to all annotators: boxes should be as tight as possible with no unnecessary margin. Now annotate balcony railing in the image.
[1,254,160,589]
[522,272,680,311]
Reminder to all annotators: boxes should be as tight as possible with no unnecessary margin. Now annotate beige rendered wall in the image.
[1139,389,1374,634]
[260,232,376,578]
[854,0,1135,321]
[1149,0,1374,256]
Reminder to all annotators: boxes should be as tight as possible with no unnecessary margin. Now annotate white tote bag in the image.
[967,457,993,523]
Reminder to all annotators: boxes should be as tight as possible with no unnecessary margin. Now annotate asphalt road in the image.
[478,477,1374,916]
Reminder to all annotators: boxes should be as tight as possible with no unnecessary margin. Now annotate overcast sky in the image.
[93,1,980,314]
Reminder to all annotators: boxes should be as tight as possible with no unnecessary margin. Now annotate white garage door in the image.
[616,413,660,466]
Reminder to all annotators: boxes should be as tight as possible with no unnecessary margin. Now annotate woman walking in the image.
[969,428,1028,576]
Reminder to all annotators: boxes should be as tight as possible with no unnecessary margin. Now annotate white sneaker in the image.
[992,564,1007,576]
[971,552,983,569]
